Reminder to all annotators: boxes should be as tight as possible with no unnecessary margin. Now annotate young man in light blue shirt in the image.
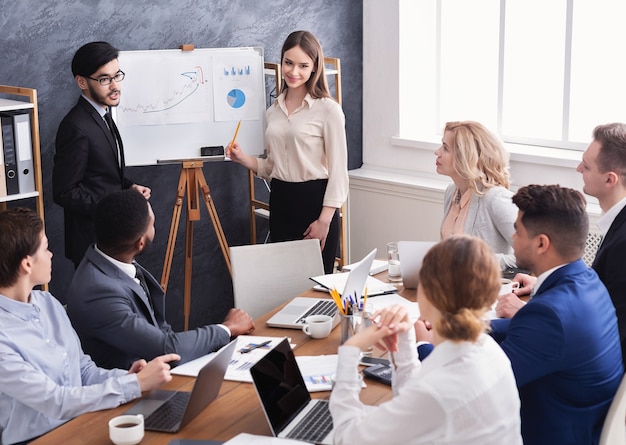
[0,207,178,445]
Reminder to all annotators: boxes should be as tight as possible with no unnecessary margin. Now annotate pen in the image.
[230,120,241,147]
[330,288,345,315]
[362,286,368,311]
[240,339,271,354]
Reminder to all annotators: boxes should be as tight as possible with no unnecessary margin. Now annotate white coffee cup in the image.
[302,314,334,339]
[500,278,520,296]
[109,414,144,445]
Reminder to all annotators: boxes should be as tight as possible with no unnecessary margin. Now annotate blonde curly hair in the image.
[444,121,510,195]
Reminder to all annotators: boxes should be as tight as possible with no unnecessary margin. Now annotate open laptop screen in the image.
[249,339,310,435]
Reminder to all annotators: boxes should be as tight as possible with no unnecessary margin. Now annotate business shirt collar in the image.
[597,196,626,236]
[0,291,40,320]
[81,93,107,118]
[532,263,568,297]
[94,244,136,280]
[276,92,315,111]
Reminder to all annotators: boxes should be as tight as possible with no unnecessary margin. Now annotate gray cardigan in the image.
[443,183,517,269]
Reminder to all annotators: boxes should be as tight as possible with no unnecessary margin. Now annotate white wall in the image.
[348,0,597,262]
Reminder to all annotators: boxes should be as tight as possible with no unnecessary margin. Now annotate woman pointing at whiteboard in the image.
[228,30,348,274]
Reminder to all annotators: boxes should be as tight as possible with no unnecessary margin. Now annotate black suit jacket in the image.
[593,204,626,366]
[53,96,133,265]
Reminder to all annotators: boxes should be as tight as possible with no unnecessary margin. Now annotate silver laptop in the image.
[250,338,334,445]
[123,340,237,433]
[398,241,437,289]
[266,248,376,329]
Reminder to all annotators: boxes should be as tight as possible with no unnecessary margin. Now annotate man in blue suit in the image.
[490,184,623,444]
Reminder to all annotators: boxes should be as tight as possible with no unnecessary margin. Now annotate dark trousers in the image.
[269,178,340,274]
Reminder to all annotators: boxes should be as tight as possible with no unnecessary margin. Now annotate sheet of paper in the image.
[224,432,310,445]
[170,351,218,377]
[310,273,397,296]
[366,293,420,321]
[342,259,388,275]
[171,336,288,380]
[296,355,366,392]
[225,336,289,382]
[296,355,338,392]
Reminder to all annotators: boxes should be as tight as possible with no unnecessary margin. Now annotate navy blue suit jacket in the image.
[53,96,133,265]
[491,260,623,445]
[592,205,626,367]
[66,246,230,370]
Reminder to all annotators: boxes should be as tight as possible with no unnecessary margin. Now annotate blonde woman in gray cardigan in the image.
[435,121,517,270]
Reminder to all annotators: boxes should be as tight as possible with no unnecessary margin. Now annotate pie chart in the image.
[227,89,246,108]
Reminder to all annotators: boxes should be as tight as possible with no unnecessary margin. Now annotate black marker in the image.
[239,340,272,354]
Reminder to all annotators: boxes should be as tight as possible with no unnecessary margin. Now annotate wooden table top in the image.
[31,279,415,444]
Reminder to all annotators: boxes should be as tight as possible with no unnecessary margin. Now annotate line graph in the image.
[120,66,206,115]
[116,56,212,126]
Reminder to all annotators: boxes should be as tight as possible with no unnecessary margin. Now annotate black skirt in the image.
[269,178,340,274]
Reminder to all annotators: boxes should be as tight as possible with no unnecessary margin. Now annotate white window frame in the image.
[361,0,594,202]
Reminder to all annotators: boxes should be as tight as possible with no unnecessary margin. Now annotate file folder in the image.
[0,114,19,195]
[0,125,6,198]
[13,111,35,194]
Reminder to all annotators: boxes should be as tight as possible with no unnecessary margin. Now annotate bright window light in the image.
[400,0,626,150]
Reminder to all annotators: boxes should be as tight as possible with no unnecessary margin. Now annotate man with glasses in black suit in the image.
[53,41,150,268]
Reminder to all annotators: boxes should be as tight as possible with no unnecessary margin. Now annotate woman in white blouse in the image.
[228,30,349,273]
[329,236,523,445]
[435,121,517,270]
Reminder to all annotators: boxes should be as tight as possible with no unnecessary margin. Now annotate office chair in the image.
[230,239,325,319]
[599,373,626,445]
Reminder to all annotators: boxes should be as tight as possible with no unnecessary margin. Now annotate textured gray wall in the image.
[0,0,363,330]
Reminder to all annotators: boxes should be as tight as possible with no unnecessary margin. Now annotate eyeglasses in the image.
[87,70,125,86]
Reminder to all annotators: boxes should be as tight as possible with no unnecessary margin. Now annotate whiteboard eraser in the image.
[201,146,224,156]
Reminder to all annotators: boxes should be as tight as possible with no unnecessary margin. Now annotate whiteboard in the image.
[114,47,266,166]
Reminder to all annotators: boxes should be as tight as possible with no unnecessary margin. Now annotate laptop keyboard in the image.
[286,401,333,443]
[144,391,190,431]
[296,300,337,325]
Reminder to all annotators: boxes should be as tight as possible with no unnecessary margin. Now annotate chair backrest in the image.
[230,239,325,319]
[600,373,626,445]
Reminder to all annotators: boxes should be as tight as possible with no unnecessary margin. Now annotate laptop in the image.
[397,241,437,289]
[250,338,335,445]
[266,248,377,329]
[123,339,237,433]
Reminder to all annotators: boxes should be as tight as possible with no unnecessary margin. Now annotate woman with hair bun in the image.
[329,236,522,445]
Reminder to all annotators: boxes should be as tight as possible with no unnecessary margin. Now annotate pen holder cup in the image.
[340,310,373,346]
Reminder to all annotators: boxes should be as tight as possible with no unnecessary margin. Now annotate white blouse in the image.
[330,330,523,445]
[257,93,349,208]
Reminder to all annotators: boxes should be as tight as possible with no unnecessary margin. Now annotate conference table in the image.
[31,279,416,445]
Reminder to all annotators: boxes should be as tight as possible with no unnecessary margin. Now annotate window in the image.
[400,0,626,150]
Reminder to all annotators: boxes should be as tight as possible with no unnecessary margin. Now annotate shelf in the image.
[0,191,39,203]
[0,86,45,290]
[0,98,35,112]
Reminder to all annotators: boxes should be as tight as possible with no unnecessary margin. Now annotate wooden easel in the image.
[161,160,231,330]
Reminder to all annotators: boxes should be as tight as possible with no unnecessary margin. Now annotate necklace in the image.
[454,189,462,205]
